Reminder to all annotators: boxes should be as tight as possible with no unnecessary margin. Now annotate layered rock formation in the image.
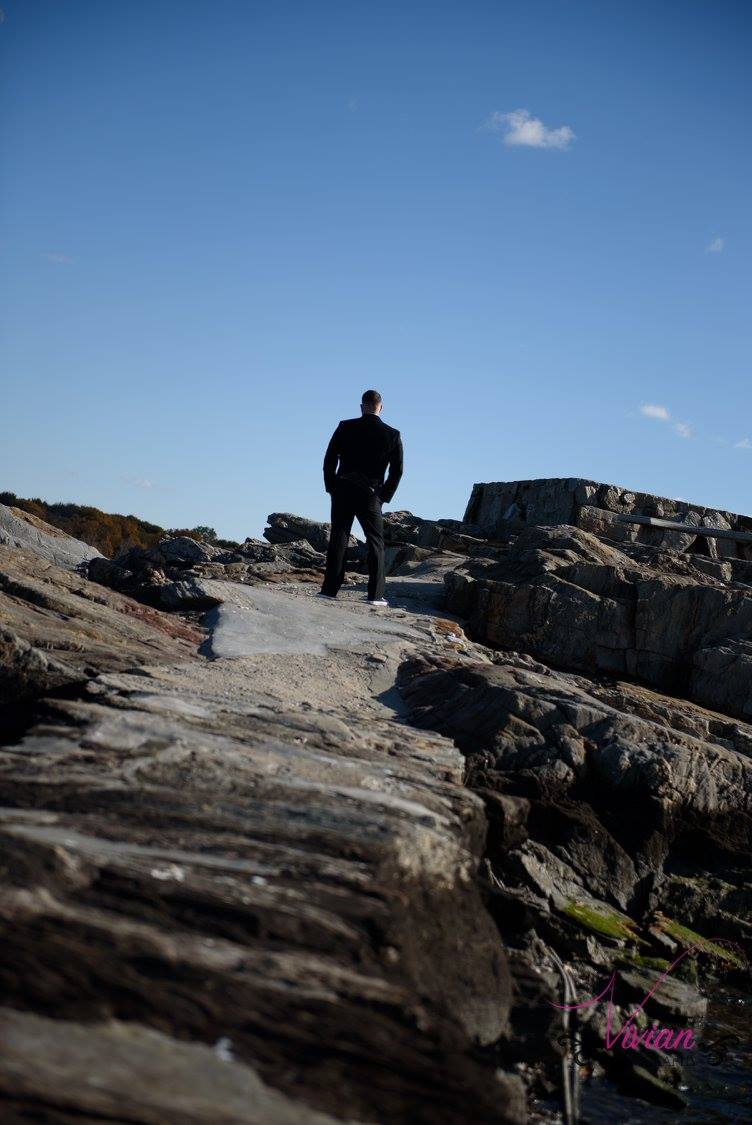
[1,501,103,570]
[464,477,752,559]
[0,516,524,1124]
[445,524,752,719]
[398,650,752,917]
[0,544,199,710]
[0,648,522,1123]
[398,645,751,1112]
[2,483,751,1122]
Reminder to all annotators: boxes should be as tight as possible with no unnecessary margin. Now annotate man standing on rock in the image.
[320,390,403,606]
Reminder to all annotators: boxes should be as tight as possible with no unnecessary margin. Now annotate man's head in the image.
[361,389,383,416]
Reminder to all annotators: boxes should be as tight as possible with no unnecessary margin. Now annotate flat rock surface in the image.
[205,583,429,657]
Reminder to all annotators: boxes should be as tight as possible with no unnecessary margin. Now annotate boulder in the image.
[384,544,436,576]
[87,556,130,588]
[264,513,356,554]
[158,578,224,610]
[617,969,707,1023]
[158,535,216,565]
[241,537,326,568]
[382,510,426,544]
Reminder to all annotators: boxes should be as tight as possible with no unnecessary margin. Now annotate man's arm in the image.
[323,424,342,493]
[380,432,403,504]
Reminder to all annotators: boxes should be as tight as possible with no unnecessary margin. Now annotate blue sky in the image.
[1,0,750,540]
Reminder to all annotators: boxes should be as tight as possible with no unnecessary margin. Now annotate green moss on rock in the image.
[563,900,642,942]
[654,914,745,969]
[616,953,670,972]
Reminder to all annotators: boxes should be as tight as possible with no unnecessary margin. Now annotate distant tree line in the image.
[0,492,239,558]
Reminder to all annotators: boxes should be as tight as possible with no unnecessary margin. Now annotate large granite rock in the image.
[445,524,752,719]
[157,576,225,610]
[464,478,752,558]
[0,502,103,570]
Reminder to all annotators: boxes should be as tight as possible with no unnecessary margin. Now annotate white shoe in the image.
[367,598,388,607]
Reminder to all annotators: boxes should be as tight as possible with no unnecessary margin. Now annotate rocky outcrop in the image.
[445,523,752,719]
[0,544,200,708]
[88,534,329,608]
[4,476,752,1122]
[0,545,524,1124]
[0,502,103,570]
[0,673,523,1122]
[264,510,494,574]
[158,534,216,565]
[398,648,751,1108]
[86,509,499,608]
[240,536,326,569]
[383,511,488,551]
[398,650,752,908]
[464,478,752,558]
[264,512,357,554]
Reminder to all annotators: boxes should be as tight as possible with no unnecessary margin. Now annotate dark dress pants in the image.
[321,480,385,600]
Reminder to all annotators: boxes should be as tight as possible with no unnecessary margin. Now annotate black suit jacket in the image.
[323,414,404,503]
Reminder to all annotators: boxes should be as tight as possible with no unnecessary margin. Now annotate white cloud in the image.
[706,236,725,253]
[483,108,575,150]
[734,438,752,449]
[42,252,73,265]
[638,404,694,439]
[640,403,670,421]
[124,476,154,489]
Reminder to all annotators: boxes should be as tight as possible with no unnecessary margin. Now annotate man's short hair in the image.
[361,389,382,408]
